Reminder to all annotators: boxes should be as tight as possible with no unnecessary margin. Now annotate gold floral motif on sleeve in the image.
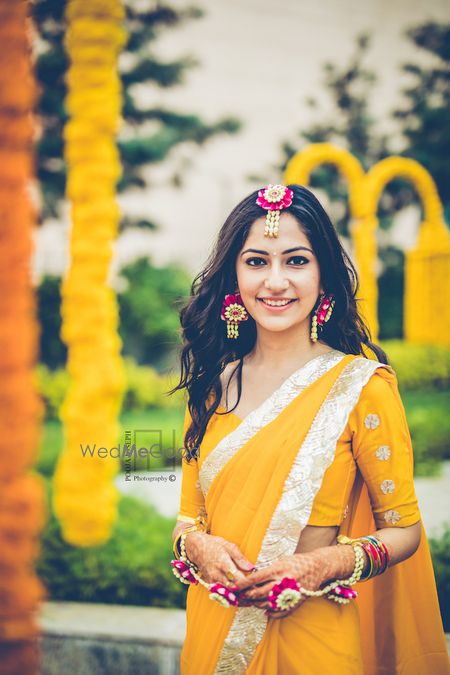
[380,479,396,494]
[375,445,391,460]
[364,413,380,429]
[384,509,401,525]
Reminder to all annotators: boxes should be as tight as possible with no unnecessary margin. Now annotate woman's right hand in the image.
[184,531,256,587]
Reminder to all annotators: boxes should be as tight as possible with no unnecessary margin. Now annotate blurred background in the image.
[1,0,450,672]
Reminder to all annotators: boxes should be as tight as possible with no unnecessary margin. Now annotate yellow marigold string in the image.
[0,0,47,667]
[53,0,127,546]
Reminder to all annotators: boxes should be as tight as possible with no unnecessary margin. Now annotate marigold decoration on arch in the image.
[221,293,249,339]
[256,184,294,237]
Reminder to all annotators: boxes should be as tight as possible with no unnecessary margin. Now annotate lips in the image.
[257,298,297,310]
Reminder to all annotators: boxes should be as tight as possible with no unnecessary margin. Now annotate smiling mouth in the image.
[257,298,297,307]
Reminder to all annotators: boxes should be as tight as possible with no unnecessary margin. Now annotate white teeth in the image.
[261,299,293,307]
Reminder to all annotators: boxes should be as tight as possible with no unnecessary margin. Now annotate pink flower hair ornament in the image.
[256,184,294,238]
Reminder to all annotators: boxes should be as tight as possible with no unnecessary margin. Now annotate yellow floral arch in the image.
[284,144,450,345]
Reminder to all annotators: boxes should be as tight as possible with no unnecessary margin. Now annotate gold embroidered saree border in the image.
[214,357,393,674]
[199,350,346,498]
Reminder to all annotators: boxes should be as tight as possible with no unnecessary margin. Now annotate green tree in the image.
[117,257,191,368]
[32,0,241,225]
[37,259,190,369]
[393,22,450,221]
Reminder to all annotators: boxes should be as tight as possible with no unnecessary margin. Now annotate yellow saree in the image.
[177,351,449,674]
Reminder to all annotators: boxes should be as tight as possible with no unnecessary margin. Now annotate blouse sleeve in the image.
[348,368,421,529]
[177,405,206,524]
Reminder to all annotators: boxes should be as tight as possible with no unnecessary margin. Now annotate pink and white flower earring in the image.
[311,293,335,342]
[221,293,248,339]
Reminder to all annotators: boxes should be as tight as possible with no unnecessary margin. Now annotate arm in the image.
[307,520,421,583]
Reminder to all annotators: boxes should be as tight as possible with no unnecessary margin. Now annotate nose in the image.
[263,264,289,291]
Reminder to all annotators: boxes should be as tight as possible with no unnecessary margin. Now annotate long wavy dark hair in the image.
[168,184,388,461]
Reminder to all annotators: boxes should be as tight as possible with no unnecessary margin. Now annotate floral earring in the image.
[221,291,248,339]
[311,293,335,343]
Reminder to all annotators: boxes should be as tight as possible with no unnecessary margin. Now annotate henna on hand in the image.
[233,544,357,618]
[184,531,256,587]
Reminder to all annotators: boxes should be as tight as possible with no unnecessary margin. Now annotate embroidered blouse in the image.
[177,368,421,531]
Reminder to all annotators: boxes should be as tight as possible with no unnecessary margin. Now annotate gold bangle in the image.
[173,524,198,558]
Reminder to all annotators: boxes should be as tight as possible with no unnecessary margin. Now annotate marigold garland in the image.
[0,0,47,669]
[284,144,450,345]
[53,0,127,546]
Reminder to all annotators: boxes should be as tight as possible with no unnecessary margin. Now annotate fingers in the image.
[239,580,274,602]
[226,542,256,574]
[214,553,249,587]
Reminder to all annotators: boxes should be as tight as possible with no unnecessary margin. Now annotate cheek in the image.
[236,265,258,292]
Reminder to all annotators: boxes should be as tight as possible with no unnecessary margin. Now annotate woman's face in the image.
[235,212,323,334]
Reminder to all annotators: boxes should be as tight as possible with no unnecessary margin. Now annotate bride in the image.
[169,184,449,674]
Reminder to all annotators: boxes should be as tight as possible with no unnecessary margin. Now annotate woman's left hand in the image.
[233,550,329,619]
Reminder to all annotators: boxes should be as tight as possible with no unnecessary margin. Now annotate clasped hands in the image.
[185,531,333,619]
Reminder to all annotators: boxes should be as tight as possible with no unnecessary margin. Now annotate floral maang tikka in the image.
[256,184,294,237]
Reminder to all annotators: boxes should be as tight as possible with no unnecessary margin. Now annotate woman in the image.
[170,184,449,674]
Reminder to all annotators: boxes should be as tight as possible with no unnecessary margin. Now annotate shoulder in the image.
[359,364,397,401]
[343,356,397,398]
[347,360,406,433]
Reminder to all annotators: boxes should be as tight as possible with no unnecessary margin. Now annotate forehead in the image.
[243,212,311,250]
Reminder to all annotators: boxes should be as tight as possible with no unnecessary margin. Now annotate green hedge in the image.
[402,390,450,475]
[36,479,186,608]
[381,340,450,392]
[429,525,450,632]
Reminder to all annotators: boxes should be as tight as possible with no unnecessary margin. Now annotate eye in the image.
[288,256,309,265]
[245,257,266,266]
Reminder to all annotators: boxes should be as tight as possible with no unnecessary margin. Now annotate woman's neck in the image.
[245,327,334,372]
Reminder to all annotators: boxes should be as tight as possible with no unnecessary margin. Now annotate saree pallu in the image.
[179,352,449,674]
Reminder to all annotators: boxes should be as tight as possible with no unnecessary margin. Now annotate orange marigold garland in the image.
[53,0,127,546]
[0,0,47,672]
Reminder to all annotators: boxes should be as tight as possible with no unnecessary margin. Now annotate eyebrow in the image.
[240,246,313,256]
